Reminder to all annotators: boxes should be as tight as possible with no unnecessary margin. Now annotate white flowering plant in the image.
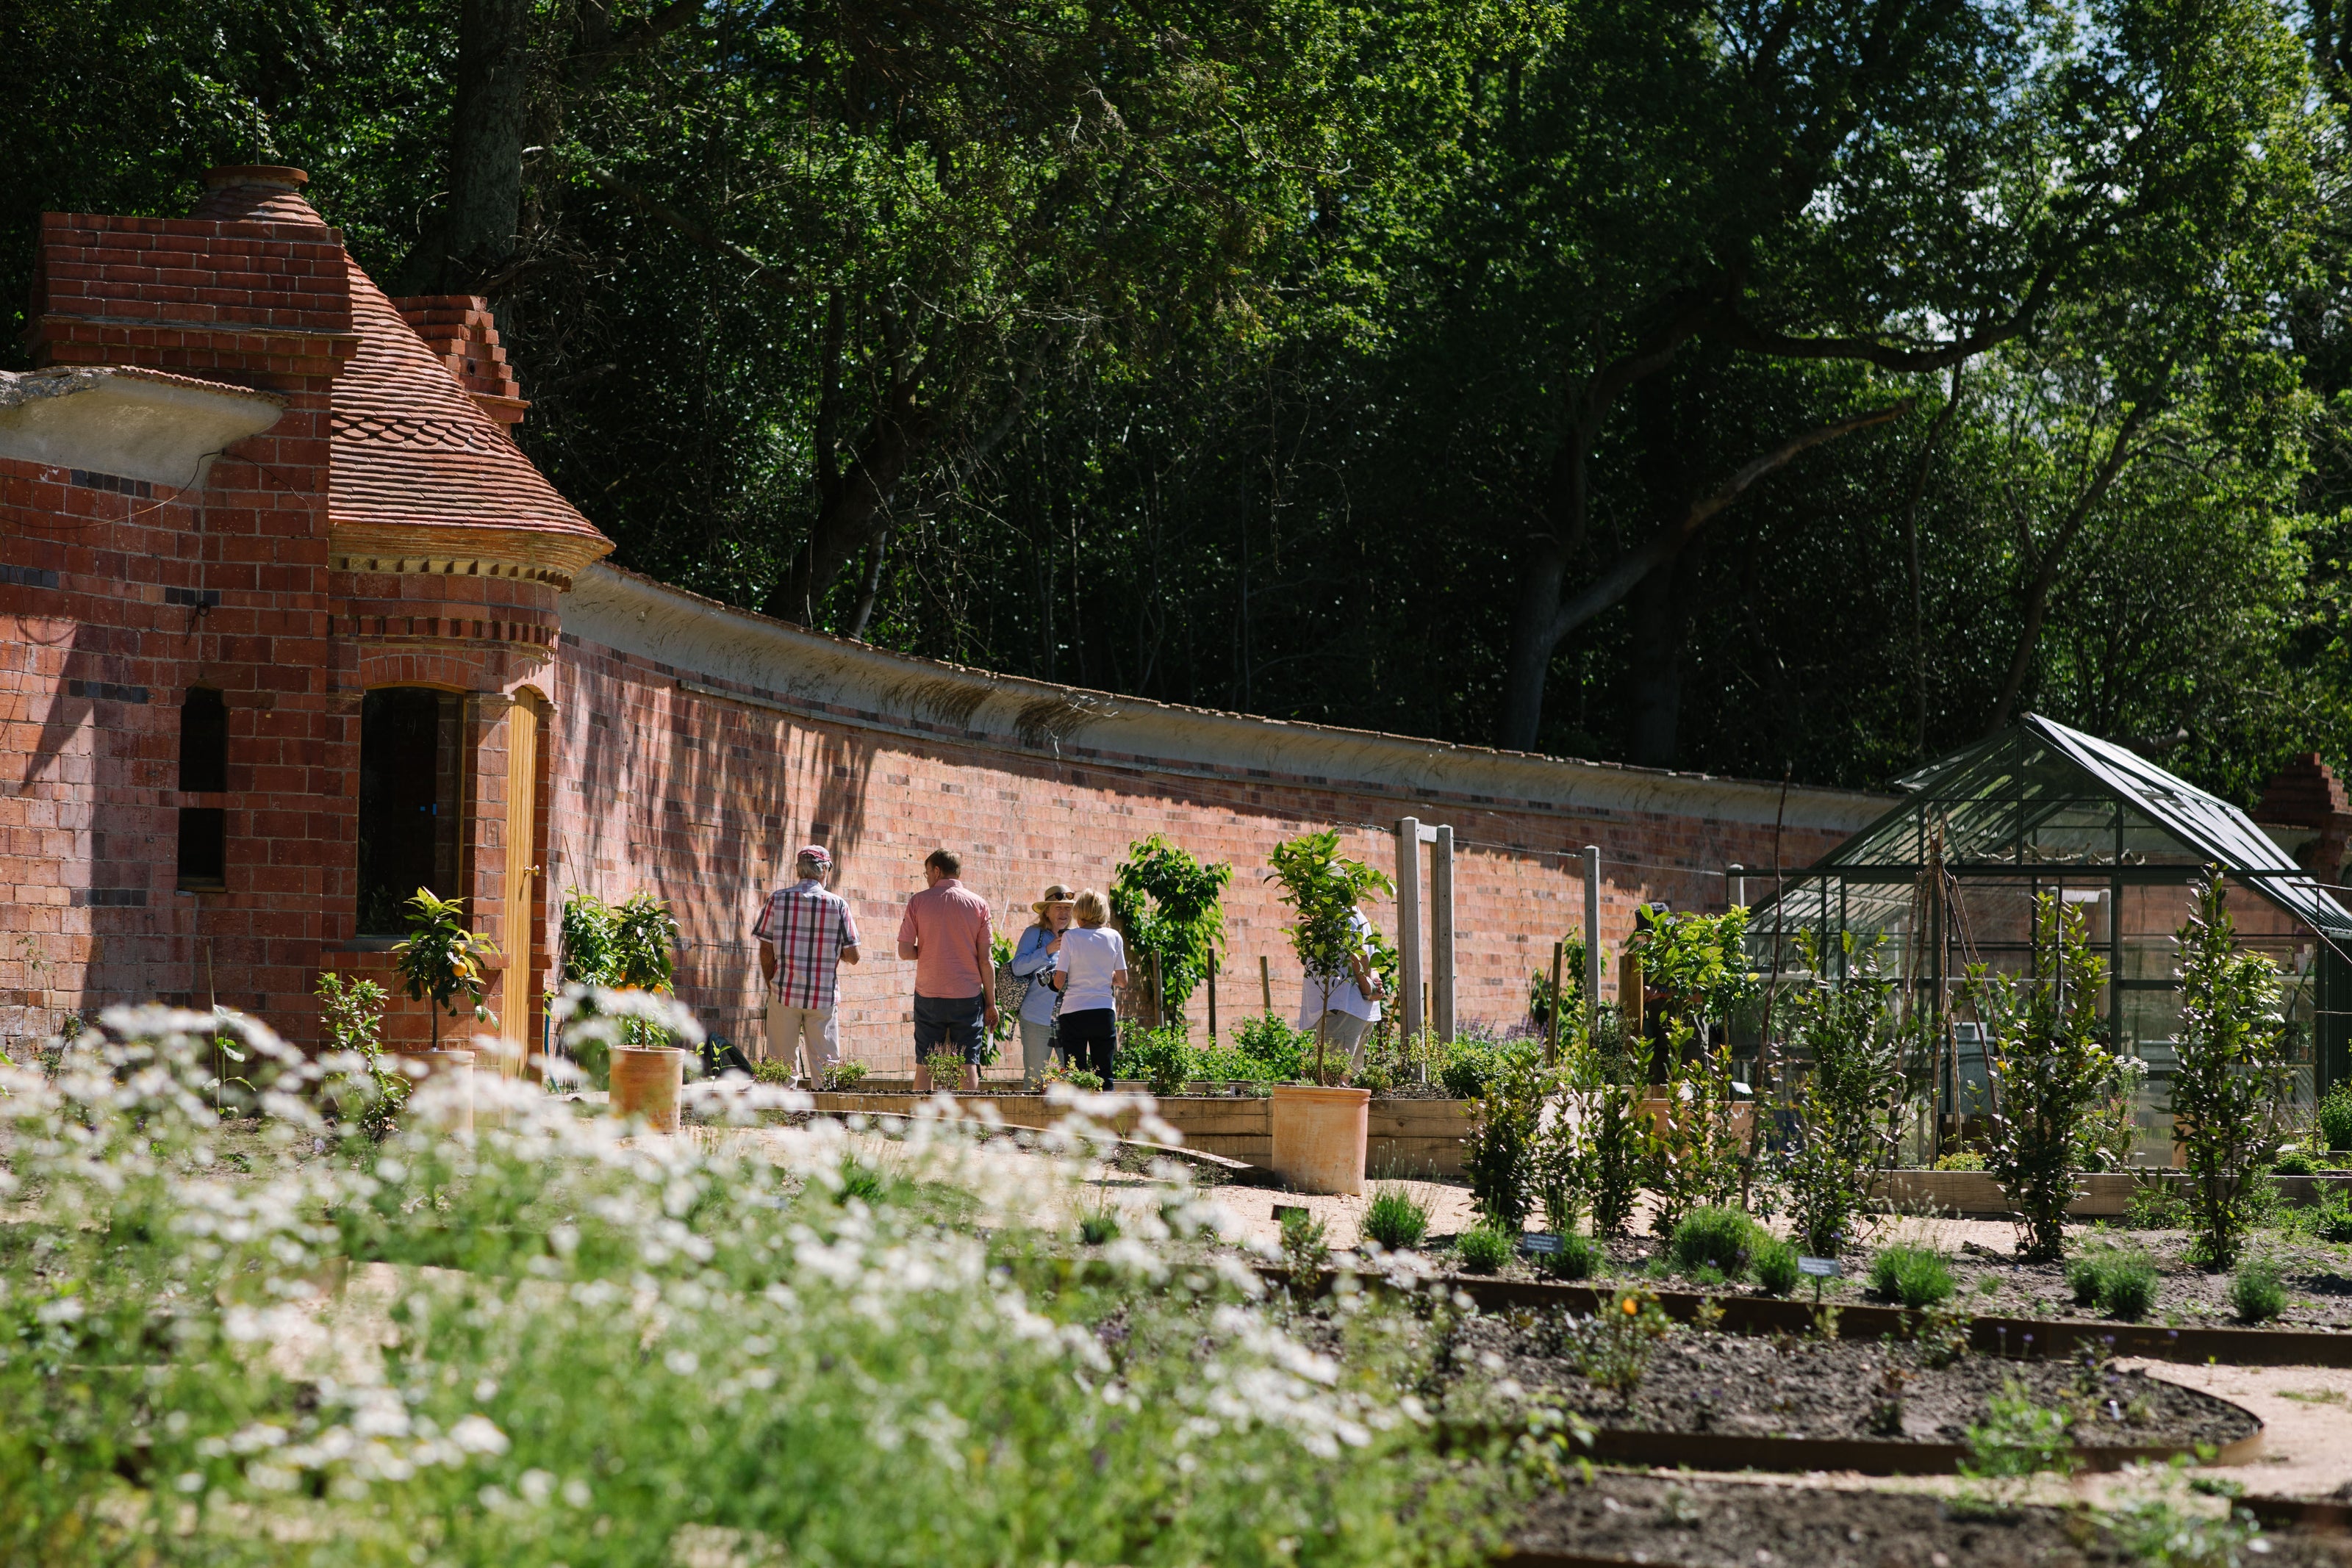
[0,996,1510,1567]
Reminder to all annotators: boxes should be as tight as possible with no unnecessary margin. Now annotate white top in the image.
[1054,927,1127,1013]
[1297,908,1382,1024]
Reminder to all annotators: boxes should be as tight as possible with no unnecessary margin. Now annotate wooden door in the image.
[499,692,542,1076]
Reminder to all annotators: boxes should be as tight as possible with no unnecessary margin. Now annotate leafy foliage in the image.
[2170,868,2294,1266]
[315,971,406,1138]
[1111,1024,1195,1098]
[1463,1049,1550,1234]
[1971,896,2115,1262]
[1868,1246,1956,1309]
[1266,832,1393,1083]
[1109,835,1231,1025]
[1668,1207,1758,1281]
[391,888,498,1051]
[1779,934,1907,1256]
[2231,1260,2286,1324]
[1453,1223,1513,1275]
[1362,1184,1432,1251]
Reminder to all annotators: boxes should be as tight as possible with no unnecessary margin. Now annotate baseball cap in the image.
[796,844,832,867]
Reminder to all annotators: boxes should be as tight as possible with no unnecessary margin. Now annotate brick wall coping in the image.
[0,364,286,486]
[561,563,1893,832]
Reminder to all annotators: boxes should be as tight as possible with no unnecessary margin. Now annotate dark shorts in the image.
[912,993,988,1063]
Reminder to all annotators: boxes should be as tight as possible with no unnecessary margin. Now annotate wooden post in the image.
[1584,846,1602,1041]
[1208,952,1219,1040]
[1151,950,1165,1031]
[1396,816,1424,1043]
[1260,954,1272,1014]
[1431,824,1456,1041]
[1548,940,1563,1065]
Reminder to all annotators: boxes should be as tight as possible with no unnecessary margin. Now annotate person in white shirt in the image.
[1297,906,1388,1068]
[1051,888,1127,1082]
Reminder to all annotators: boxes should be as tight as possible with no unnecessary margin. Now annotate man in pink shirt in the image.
[895,846,998,1091]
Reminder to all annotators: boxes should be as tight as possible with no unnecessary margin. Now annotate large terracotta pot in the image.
[612,1046,684,1132]
[403,1049,475,1136]
[1270,1085,1371,1195]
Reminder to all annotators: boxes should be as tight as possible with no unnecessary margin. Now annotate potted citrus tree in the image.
[1266,831,1391,1195]
[391,888,499,1132]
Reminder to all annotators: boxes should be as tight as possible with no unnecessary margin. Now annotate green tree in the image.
[1109,835,1230,1027]
[1779,934,1906,1256]
[2170,868,2293,1265]
[392,888,499,1051]
[1266,830,1394,1084]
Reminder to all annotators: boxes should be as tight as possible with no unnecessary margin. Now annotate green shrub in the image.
[1752,1237,1801,1295]
[1868,1245,1955,1309]
[1280,1208,1330,1284]
[2273,1149,2317,1177]
[1779,932,1905,1256]
[2320,1081,2352,1155]
[1541,1231,1604,1281]
[2066,1247,2159,1320]
[1456,1223,1513,1274]
[1362,1184,1431,1251]
[1935,1149,1987,1171]
[1669,1206,1757,1280]
[1227,1013,1311,1082]
[2169,870,2295,1267]
[1439,1037,1528,1101]
[1464,1049,1550,1232]
[1078,1206,1121,1245]
[1112,1024,1196,1096]
[2231,1260,2286,1323]
[752,1057,795,1087]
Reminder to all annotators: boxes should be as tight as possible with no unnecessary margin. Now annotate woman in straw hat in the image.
[1008,884,1077,1083]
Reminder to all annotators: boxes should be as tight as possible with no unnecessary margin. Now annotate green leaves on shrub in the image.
[1867,1245,1955,1309]
[1566,1289,1673,1393]
[1668,1206,1757,1280]
[1464,1049,1549,1233]
[1540,1231,1603,1281]
[1779,932,1906,1257]
[1752,1238,1801,1296]
[2065,1247,2159,1320]
[2231,1260,2286,1324]
[1362,1184,1431,1251]
[1111,1024,1195,1096]
[2320,1082,2352,1157]
[1455,1223,1513,1274]
[2170,868,2293,1267]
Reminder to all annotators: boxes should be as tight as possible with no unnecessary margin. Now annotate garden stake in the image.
[1207,952,1217,1040]
[1548,941,1563,1065]
[1261,954,1272,1013]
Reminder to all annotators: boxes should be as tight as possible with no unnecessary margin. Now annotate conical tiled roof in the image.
[192,168,612,583]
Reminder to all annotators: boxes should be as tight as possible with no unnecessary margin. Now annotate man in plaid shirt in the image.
[753,845,861,1087]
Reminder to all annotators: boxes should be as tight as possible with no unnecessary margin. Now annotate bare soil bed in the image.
[1454,1315,2256,1450]
[1510,1471,2352,1567]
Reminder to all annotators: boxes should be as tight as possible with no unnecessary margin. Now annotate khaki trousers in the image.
[765,1000,840,1085]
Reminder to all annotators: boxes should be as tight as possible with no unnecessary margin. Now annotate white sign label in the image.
[1797,1255,1842,1278]
[1519,1234,1564,1256]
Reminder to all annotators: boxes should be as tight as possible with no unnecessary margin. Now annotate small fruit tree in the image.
[392,888,500,1051]
[1778,932,1906,1256]
[1972,893,2112,1262]
[1635,905,1759,1232]
[1110,834,1231,1026]
[1266,830,1393,1084]
[2170,867,2292,1266]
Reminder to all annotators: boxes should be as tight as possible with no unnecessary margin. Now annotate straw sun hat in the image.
[1031,883,1078,915]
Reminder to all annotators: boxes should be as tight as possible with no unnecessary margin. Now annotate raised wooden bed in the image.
[1872,1167,2352,1216]
[806,1091,1474,1176]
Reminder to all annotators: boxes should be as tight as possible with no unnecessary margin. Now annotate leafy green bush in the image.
[2169,870,2293,1267]
[1934,1149,1987,1170]
[1973,895,2115,1262]
[1752,1237,1801,1296]
[1439,1037,1532,1101]
[1110,834,1232,1024]
[1464,1049,1550,1232]
[1669,1206,1757,1280]
[1112,1024,1196,1096]
[2273,1149,2318,1176]
[1868,1245,1955,1309]
[1779,932,1905,1256]
[1456,1223,1513,1274]
[2320,1081,2352,1155]
[1267,830,1394,1084]
[1224,1013,1312,1082]
[2231,1260,2287,1323]
[2066,1247,2159,1320]
[1362,1184,1431,1251]
[1540,1231,1603,1281]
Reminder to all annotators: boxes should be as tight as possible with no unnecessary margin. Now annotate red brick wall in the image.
[545,627,1858,1074]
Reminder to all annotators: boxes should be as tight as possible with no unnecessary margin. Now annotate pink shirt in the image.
[897,878,994,999]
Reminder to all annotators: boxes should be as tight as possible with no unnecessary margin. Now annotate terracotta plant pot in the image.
[1270,1084,1371,1195]
[612,1046,684,1132]
[402,1049,476,1136]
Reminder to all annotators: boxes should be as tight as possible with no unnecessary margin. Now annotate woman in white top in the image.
[1052,888,1127,1082]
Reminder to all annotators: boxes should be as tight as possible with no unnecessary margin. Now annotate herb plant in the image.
[315,971,406,1138]
[1362,1183,1432,1251]
[1868,1245,1955,1309]
[1669,1206,1757,1279]
[1568,1290,1673,1394]
[2231,1260,2286,1323]
[1463,1048,1549,1232]
[2320,1081,2352,1156]
[1455,1223,1513,1273]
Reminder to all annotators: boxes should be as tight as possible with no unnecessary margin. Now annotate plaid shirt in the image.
[751,880,860,1010]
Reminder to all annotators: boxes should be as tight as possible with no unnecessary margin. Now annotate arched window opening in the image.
[357,688,464,935]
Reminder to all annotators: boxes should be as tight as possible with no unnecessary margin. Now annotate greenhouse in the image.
[1748,713,2352,1157]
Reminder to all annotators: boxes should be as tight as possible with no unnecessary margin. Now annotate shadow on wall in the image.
[21,621,187,1021]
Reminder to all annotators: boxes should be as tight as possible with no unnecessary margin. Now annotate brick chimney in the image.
[2255,752,2352,882]
[390,295,529,435]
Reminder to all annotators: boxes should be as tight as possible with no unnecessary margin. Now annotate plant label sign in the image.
[1797,1256,1842,1279]
[1519,1234,1564,1256]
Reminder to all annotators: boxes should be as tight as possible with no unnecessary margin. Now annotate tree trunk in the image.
[1624,553,1693,768]
[762,396,935,625]
[1498,539,1572,751]
[391,0,534,296]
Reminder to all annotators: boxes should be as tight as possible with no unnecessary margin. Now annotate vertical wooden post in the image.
[1208,952,1218,1041]
[1260,954,1272,1014]
[1547,940,1563,1065]
[1431,824,1456,1042]
[1151,950,1165,1031]
[1583,846,1602,1041]
[1396,816,1424,1045]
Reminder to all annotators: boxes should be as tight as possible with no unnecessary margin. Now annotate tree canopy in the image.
[7,0,2348,796]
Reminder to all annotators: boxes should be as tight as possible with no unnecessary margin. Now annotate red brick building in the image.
[1,166,1896,1072]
